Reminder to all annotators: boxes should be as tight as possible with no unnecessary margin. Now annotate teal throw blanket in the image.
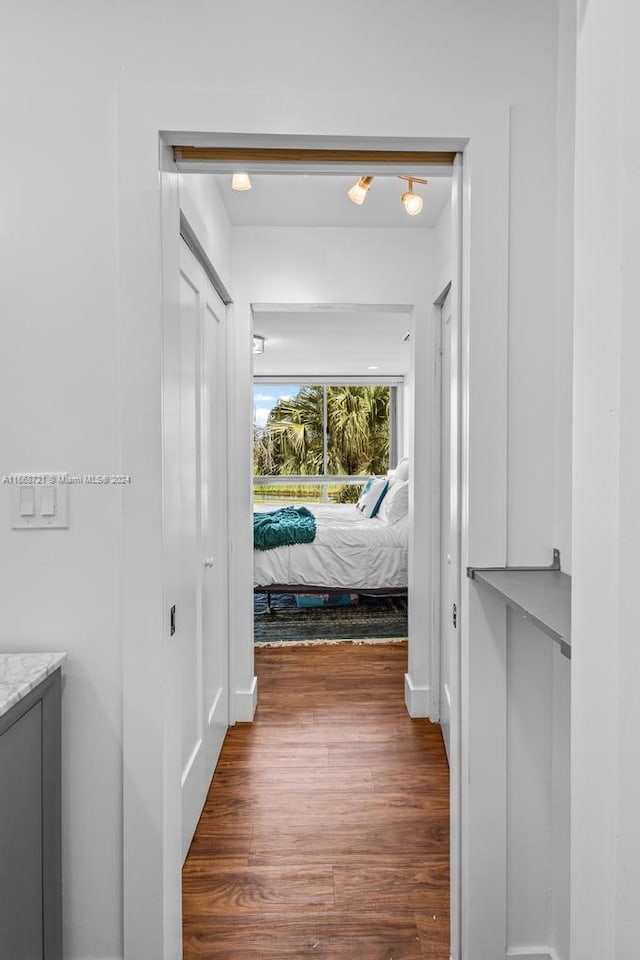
[254,506,317,551]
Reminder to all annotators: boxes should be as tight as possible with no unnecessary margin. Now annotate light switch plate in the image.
[10,475,70,529]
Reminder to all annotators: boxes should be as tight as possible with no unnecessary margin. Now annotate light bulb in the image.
[401,190,423,216]
[347,176,373,205]
[232,172,252,191]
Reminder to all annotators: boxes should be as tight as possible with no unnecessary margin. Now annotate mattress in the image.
[253,503,408,590]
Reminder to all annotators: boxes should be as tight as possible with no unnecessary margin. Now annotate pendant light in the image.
[347,175,373,205]
[232,172,252,191]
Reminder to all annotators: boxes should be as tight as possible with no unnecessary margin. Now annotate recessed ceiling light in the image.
[368,365,380,370]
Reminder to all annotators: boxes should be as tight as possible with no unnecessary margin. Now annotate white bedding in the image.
[253,503,408,590]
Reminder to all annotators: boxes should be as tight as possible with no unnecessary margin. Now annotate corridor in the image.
[183,642,450,959]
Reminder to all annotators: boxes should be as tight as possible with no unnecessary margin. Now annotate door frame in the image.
[429,156,464,960]
[164,141,465,957]
[430,279,449,724]
[171,146,464,959]
[117,96,511,959]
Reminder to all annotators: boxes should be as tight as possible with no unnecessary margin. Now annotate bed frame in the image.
[254,583,408,614]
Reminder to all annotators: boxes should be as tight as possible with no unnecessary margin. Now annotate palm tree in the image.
[254,385,390,480]
[261,385,325,475]
[327,385,389,475]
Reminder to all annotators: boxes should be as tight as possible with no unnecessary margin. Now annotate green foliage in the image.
[253,385,390,480]
[334,483,364,503]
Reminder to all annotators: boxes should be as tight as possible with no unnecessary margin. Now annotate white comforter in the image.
[253,503,408,590]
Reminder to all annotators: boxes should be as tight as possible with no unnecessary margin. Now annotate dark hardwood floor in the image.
[183,641,450,959]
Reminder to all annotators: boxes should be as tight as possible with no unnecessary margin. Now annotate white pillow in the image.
[378,480,409,524]
[357,477,389,518]
[393,458,409,484]
[355,477,373,510]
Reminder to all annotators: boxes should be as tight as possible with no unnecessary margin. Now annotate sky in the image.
[253,385,297,429]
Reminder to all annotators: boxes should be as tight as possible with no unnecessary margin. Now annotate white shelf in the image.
[469,567,571,659]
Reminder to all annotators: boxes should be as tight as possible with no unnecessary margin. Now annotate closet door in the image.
[178,240,229,860]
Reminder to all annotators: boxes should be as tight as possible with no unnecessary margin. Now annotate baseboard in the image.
[506,946,559,960]
[233,676,258,722]
[404,672,430,717]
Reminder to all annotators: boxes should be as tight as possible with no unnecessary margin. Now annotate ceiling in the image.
[214,174,451,228]
[253,309,412,378]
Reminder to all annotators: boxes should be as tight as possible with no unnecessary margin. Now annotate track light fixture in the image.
[346,174,428,216]
[401,178,424,216]
[347,175,373,205]
[232,172,252,191]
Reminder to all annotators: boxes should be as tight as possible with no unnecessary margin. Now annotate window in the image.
[253,381,397,503]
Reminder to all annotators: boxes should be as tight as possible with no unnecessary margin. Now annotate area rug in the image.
[254,592,408,645]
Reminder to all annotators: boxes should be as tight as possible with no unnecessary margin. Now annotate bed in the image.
[253,501,408,605]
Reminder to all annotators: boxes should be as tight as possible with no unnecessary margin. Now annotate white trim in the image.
[404,672,431,717]
[506,947,559,960]
[458,116,511,960]
[117,89,510,959]
[253,301,414,314]
[253,475,383,485]
[234,676,258,722]
[176,160,455,177]
[429,292,445,721]
[254,375,404,386]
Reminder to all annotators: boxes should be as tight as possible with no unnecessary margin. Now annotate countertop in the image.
[0,652,66,718]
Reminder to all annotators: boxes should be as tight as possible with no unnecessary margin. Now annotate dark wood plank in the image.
[416,909,452,959]
[333,860,450,911]
[183,864,335,915]
[183,913,426,960]
[173,146,457,166]
[183,641,450,958]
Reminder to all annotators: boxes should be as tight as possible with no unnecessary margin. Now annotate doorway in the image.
[125,134,469,960]
[250,304,412,648]
[175,158,461,956]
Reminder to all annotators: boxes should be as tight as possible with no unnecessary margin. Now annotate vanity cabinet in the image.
[0,661,63,960]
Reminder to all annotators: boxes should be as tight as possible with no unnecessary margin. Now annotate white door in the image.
[439,287,460,765]
[178,240,229,860]
[441,149,464,960]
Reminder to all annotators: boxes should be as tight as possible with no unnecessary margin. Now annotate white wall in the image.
[1,44,124,956]
[432,195,453,301]
[427,3,574,952]
[553,0,576,576]
[233,226,431,306]
[0,1,572,957]
[179,174,232,286]
[548,5,575,958]
[506,614,554,948]
[572,0,640,957]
